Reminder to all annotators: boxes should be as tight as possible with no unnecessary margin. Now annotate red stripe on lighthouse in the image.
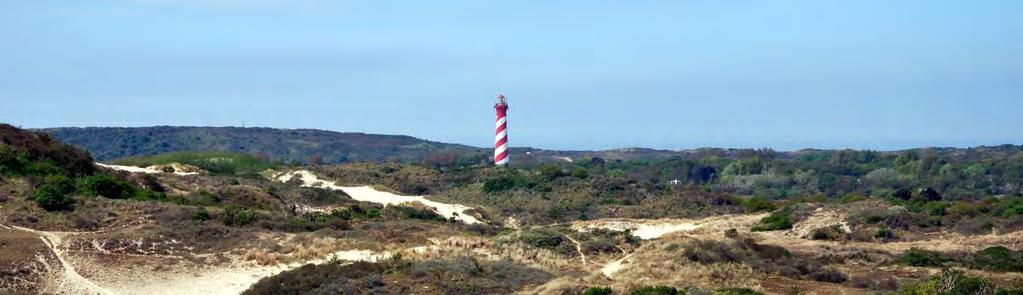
[494,94,509,165]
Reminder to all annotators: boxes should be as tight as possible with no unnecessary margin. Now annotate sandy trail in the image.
[274,170,482,224]
[106,249,389,295]
[573,219,703,240]
[95,163,198,176]
[9,225,115,295]
[565,235,587,266]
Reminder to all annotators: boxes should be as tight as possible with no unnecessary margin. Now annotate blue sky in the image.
[2,1,1021,151]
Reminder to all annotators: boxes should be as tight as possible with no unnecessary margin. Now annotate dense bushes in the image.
[971,246,1023,272]
[81,174,134,199]
[680,238,846,283]
[221,205,257,226]
[897,248,951,267]
[633,286,680,295]
[896,246,1023,272]
[33,175,77,211]
[244,256,552,294]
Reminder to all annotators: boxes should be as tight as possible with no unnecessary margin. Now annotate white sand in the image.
[575,220,701,240]
[95,163,198,176]
[104,249,388,295]
[275,170,482,224]
[601,254,632,277]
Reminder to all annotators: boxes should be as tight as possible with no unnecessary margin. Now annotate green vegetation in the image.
[33,175,77,211]
[633,286,681,295]
[971,246,1023,272]
[713,288,763,295]
[751,207,793,232]
[897,248,951,267]
[895,269,1023,295]
[112,151,276,175]
[896,246,1023,272]
[244,256,552,294]
[582,287,614,295]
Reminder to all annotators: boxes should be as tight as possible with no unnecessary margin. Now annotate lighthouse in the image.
[494,94,510,166]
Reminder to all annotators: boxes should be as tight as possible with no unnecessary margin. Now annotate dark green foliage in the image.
[809,225,845,241]
[519,228,565,249]
[898,269,994,295]
[583,287,614,295]
[742,196,776,212]
[244,257,552,295]
[897,248,951,267]
[633,286,680,295]
[81,174,135,199]
[713,288,763,295]
[33,175,77,211]
[1,124,95,177]
[751,207,793,232]
[383,204,447,221]
[221,205,257,226]
[971,246,1023,272]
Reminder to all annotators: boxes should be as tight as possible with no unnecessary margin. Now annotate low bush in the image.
[897,248,950,267]
[633,285,680,295]
[971,246,1023,272]
[848,272,899,291]
[742,196,776,212]
[33,175,76,211]
[751,207,793,232]
[81,174,134,199]
[583,287,614,295]
[898,269,994,295]
[383,204,446,221]
[681,238,845,283]
[713,288,762,295]
[221,205,257,226]
[809,225,846,241]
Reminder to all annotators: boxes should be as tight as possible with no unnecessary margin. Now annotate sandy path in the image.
[565,235,587,266]
[573,219,702,240]
[106,249,389,295]
[9,225,115,295]
[274,170,481,224]
[95,163,198,176]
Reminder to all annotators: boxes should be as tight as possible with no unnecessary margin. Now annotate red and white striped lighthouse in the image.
[494,94,510,166]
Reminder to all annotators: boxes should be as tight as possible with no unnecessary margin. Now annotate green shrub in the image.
[519,228,565,250]
[809,225,845,240]
[222,205,257,226]
[899,269,993,295]
[751,207,793,232]
[971,246,1023,272]
[897,248,950,267]
[33,175,77,211]
[742,196,776,212]
[82,174,135,199]
[582,287,613,295]
[384,204,446,221]
[713,288,762,295]
[633,286,680,295]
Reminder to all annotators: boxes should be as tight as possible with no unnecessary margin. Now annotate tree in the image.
[82,174,134,199]
[34,175,76,211]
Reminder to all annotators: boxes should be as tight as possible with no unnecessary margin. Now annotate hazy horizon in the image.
[3,1,1022,151]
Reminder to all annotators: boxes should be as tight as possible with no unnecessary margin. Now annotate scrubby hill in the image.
[41,126,484,164]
